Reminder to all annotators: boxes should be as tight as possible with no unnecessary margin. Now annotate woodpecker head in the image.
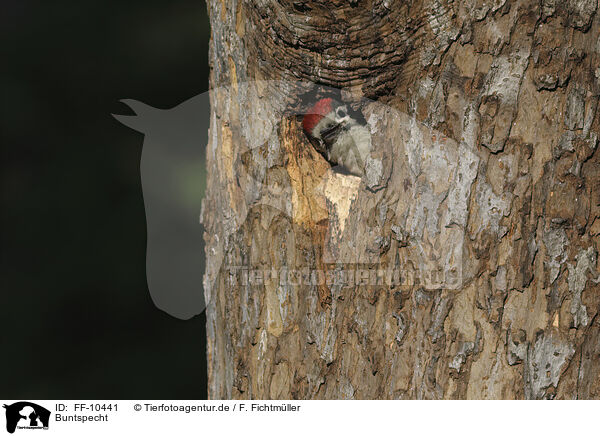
[301,97,371,176]
[302,98,351,142]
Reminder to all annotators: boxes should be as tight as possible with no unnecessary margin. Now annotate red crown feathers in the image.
[302,98,333,134]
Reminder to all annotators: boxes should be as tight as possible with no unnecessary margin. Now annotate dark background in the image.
[1,0,210,398]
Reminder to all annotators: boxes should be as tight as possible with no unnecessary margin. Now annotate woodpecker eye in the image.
[336,106,347,118]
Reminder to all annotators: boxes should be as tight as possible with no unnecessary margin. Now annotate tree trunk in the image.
[202,0,600,399]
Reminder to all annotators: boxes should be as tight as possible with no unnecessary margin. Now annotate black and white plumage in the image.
[302,98,371,176]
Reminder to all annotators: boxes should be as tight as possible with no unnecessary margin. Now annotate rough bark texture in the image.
[202,0,600,399]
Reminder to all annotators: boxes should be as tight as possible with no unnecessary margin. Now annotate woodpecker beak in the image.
[321,122,343,143]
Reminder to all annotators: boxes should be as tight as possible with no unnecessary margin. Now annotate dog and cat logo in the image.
[3,402,50,433]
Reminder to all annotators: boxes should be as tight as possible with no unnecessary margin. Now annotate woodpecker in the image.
[302,98,371,176]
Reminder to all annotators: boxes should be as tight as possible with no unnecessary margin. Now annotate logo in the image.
[3,402,50,433]
[113,80,471,321]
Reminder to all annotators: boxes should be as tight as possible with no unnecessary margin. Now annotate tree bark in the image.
[202,0,600,399]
